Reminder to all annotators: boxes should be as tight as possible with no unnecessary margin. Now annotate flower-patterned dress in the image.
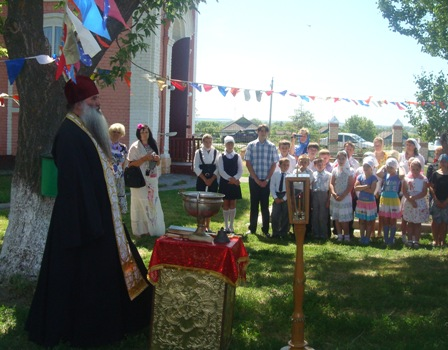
[402,175,429,223]
[111,141,128,214]
[330,167,354,222]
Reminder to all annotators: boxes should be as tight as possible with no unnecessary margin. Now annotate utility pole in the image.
[268,77,274,130]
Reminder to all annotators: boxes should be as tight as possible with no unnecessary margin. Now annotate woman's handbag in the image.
[124,166,146,188]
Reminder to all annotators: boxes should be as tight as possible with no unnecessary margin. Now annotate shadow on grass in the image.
[230,244,448,349]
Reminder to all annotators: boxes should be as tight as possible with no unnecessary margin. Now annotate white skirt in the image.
[330,194,353,222]
[130,176,165,236]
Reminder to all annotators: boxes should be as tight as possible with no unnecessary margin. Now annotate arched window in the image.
[43,13,64,56]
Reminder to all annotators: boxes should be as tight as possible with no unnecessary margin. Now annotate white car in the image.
[320,132,374,149]
[428,139,441,151]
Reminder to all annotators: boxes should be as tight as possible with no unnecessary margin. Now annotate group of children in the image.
[270,136,447,248]
[200,131,447,248]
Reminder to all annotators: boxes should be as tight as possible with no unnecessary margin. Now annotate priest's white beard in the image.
[80,103,112,160]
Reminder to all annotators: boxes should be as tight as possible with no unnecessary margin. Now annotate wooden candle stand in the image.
[281,176,313,350]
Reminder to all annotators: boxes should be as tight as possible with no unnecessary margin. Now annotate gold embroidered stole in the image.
[67,113,148,300]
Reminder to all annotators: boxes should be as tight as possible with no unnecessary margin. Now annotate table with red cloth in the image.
[148,235,249,350]
[148,236,249,286]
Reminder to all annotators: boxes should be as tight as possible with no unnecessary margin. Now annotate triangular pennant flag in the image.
[95,0,129,29]
[190,83,202,92]
[63,14,81,65]
[289,92,297,97]
[66,5,102,57]
[73,0,111,40]
[78,42,93,66]
[358,100,369,107]
[299,95,309,102]
[230,88,240,97]
[265,90,273,96]
[218,86,228,96]
[5,58,25,85]
[203,84,213,92]
[244,89,251,101]
[351,99,359,105]
[55,54,66,80]
[97,68,111,75]
[279,90,287,96]
[391,102,404,110]
[95,34,110,48]
[334,97,340,103]
[156,78,167,91]
[255,90,262,102]
[309,96,316,101]
[34,55,55,64]
[171,81,186,91]
[124,71,131,88]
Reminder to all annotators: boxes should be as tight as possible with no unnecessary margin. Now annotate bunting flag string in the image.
[0,0,446,111]
[1,49,447,111]
[0,93,20,107]
[141,72,448,111]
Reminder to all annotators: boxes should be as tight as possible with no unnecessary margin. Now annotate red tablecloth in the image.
[148,236,249,287]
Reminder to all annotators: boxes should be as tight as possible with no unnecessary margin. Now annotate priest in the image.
[26,76,152,347]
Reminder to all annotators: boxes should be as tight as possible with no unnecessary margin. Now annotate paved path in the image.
[0,174,202,210]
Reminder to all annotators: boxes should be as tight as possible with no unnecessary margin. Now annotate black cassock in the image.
[26,116,152,348]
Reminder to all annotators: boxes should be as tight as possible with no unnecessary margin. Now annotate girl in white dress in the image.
[330,150,354,242]
[402,159,429,248]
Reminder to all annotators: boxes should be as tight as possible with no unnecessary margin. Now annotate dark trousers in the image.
[249,177,270,234]
[271,193,289,237]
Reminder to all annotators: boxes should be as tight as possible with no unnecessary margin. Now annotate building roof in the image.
[221,116,257,133]
[377,131,392,140]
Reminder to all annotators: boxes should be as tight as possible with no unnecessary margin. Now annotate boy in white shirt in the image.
[270,157,291,239]
[276,139,296,173]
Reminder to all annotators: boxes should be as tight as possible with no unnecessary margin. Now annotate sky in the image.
[194,0,448,126]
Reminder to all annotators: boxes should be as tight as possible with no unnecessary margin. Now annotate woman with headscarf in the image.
[330,150,355,242]
[399,138,425,174]
[127,124,165,237]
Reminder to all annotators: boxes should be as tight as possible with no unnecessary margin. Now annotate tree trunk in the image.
[0,0,66,281]
[0,0,139,280]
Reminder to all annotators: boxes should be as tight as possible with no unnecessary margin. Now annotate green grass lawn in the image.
[1,182,448,349]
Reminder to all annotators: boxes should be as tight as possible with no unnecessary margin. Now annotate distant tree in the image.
[378,0,448,139]
[195,121,225,139]
[289,109,317,131]
[378,0,448,60]
[250,118,264,127]
[406,71,448,140]
[342,115,377,141]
